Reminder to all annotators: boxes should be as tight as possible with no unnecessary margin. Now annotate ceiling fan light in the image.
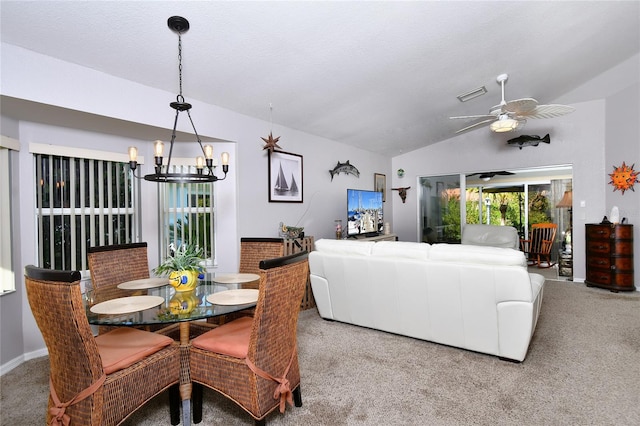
[490,117,519,132]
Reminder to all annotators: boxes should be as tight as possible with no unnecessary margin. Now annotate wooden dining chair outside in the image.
[24,265,181,426]
[190,251,309,425]
[520,223,558,268]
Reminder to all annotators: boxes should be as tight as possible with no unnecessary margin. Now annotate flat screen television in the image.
[347,189,384,237]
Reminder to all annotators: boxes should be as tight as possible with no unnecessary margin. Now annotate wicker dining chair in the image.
[24,265,181,426]
[87,242,166,333]
[87,242,150,300]
[190,251,309,425]
[209,237,285,325]
[238,237,285,288]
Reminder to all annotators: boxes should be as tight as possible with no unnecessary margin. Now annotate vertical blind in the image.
[35,154,136,271]
[159,164,216,262]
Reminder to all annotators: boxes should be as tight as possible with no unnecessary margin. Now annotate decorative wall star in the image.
[261,132,283,152]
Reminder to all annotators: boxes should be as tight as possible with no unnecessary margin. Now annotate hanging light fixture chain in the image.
[177,33,184,101]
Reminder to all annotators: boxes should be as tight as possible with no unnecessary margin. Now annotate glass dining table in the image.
[84,272,260,426]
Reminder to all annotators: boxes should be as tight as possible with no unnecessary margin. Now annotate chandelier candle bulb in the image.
[128,146,138,170]
[204,145,213,159]
[196,156,205,173]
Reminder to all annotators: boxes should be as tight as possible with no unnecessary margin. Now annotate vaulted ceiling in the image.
[1,1,639,156]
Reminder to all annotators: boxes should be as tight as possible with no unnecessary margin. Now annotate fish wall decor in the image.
[507,134,550,149]
[329,160,360,181]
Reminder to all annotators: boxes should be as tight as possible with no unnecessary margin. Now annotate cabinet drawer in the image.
[611,241,633,256]
[587,256,610,269]
[587,241,611,254]
[586,225,612,239]
[612,273,635,287]
[611,257,634,271]
[586,270,611,285]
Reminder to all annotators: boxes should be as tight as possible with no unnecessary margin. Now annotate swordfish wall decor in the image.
[269,150,303,203]
[329,160,360,181]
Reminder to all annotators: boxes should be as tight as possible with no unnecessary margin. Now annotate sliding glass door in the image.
[418,166,572,252]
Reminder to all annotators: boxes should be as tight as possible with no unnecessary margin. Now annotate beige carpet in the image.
[2,280,639,425]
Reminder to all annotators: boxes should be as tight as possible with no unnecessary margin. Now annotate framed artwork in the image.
[268,150,303,202]
[374,173,386,202]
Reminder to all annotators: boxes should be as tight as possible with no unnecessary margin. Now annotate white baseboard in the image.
[0,347,48,376]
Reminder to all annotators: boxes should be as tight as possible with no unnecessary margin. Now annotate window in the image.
[159,164,216,264]
[0,138,18,294]
[34,152,137,271]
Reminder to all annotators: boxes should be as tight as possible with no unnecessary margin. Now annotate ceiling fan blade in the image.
[520,104,576,119]
[504,98,538,114]
[455,118,496,134]
[450,114,496,120]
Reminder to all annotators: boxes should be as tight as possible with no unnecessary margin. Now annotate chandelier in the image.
[128,16,229,183]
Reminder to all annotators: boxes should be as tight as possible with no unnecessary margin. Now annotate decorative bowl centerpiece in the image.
[153,244,205,292]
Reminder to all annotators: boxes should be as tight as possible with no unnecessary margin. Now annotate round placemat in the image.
[207,289,259,305]
[90,295,164,315]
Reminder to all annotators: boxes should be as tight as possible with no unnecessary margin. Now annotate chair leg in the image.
[293,385,303,407]
[192,382,203,424]
[169,384,181,426]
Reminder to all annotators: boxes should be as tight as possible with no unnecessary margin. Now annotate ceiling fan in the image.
[450,74,575,134]
[467,171,514,181]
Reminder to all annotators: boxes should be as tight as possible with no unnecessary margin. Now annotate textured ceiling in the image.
[1,1,639,156]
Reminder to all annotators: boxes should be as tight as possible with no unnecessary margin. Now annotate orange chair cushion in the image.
[191,317,253,358]
[95,328,173,374]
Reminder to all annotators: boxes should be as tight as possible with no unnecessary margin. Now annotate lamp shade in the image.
[556,190,573,208]
[490,116,519,132]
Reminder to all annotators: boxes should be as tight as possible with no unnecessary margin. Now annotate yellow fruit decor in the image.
[153,244,205,292]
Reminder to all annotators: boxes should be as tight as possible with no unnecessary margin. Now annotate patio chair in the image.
[24,265,181,426]
[189,251,309,425]
[520,223,558,268]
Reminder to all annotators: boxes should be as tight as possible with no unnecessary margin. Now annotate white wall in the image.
[391,54,640,284]
[0,44,391,367]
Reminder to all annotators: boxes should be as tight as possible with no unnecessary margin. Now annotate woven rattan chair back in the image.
[25,265,181,426]
[239,238,284,289]
[250,251,309,372]
[87,242,149,300]
[190,251,309,424]
[25,265,107,425]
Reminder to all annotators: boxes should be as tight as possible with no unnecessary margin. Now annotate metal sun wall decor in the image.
[608,161,638,194]
[329,161,360,181]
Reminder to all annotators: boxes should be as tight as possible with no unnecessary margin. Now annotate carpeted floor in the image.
[2,280,639,425]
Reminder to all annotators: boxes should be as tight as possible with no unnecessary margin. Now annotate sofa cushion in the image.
[370,241,431,261]
[461,224,519,249]
[314,239,374,256]
[429,243,527,267]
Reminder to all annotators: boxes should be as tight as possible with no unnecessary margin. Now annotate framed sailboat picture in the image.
[268,150,303,202]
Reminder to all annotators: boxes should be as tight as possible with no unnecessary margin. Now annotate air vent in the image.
[456,86,487,102]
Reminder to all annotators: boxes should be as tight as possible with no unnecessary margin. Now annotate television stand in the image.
[353,233,397,242]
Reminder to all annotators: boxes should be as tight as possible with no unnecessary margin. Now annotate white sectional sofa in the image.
[309,239,545,362]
